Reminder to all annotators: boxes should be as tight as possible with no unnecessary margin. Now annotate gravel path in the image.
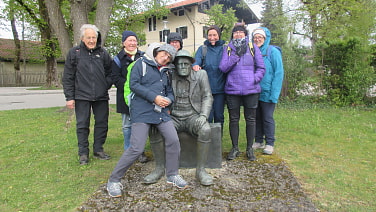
[78,153,318,211]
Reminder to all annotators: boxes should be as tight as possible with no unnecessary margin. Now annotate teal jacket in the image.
[254,27,284,103]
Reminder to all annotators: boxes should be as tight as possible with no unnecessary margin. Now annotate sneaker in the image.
[227,148,240,160]
[252,142,265,149]
[79,155,89,165]
[167,175,188,189]
[263,145,274,155]
[106,181,123,197]
[94,152,111,160]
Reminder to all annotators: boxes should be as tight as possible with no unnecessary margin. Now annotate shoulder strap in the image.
[265,45,282,61]
[114,55,121,68]
[248,42,255,57]
[71,46,80,66]
[201,45,207,67]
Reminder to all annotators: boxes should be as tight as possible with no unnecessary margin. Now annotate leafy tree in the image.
[205,4,238,41]
[106,0,170,55]
[299,0,376,105]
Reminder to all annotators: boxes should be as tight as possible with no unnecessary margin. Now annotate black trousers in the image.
[75,100,109,156]
[226,94,259,149]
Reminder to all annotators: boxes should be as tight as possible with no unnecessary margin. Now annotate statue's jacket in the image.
[170,69,213,118]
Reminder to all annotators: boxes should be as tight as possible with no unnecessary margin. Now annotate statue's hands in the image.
[194,115,207,129]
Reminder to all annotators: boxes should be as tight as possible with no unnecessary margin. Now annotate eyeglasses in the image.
[233,31,245,35]
[253,36,265,40]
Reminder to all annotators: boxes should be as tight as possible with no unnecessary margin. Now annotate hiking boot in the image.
[227,148,240,160]
[167,175,188,189]
[138,152,149,163]
[106,181,123,197]
[263,145,274,155]
[252,142,265,149]
[79,155,89,165]
[246,149,256,161]
[94,152,111,160]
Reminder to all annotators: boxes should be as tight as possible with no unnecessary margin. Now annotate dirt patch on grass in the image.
[78,152,318,211]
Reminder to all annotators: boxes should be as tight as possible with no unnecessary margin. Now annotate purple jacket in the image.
[219,37,265,95]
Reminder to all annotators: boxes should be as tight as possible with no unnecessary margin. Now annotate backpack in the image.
[263,45,282,62]
[122,58,147,105]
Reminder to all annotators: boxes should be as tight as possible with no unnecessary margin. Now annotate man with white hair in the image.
[63,24,113,165]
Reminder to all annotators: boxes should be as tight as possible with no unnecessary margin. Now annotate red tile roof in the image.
[0,38,44,61]
[167,0,205,9]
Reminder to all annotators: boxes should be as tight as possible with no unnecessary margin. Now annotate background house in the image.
[140,0,261,54]
[0,38,64,86]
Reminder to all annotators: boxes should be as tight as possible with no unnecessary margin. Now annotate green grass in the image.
[0,104,375,211]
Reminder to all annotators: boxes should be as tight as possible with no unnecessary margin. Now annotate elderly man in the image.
[63,24,112,165]
[144,50,214,186]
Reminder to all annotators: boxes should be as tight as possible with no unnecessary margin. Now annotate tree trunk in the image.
[70,0,97,46]
[94,0,115,45]
[44,1,72,59]
[10,0,22,85]
[39,0,60,87]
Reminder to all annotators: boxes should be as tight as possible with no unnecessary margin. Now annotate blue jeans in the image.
[121,113,132,150]
[208,93,225,125]
[255,101,276,146]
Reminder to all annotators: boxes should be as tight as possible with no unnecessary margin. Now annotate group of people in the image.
[62,23,284,198]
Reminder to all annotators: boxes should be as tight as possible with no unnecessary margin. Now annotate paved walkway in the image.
[0,87,117,111]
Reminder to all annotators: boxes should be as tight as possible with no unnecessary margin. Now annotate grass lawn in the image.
[0,103,375,211]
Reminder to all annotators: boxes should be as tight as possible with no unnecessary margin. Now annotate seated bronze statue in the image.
[144,49,214,186]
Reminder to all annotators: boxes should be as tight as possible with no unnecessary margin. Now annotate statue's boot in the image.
[143,141,165,184]
[196,142,214,186]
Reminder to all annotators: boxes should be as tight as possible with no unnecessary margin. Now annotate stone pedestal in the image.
[179,123,222,168]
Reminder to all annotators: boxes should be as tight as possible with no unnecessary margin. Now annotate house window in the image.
[148,16,157,32]
[203,26,209,38]
[178,9,184,16]
[176,26,188,39]
[159,29,170,42]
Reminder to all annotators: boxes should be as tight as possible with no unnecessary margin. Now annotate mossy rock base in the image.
[78,151,318,211]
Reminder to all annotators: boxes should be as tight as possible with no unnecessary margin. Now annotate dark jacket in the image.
[111,49,144,114]
[193,39,226,94]
[129,48,175,124]
[219,36,265,95]
[63,36,112,101]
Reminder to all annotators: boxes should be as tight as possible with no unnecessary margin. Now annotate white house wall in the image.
[140,4,209,55]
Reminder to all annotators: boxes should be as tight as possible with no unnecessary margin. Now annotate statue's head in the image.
[174,50,195,77]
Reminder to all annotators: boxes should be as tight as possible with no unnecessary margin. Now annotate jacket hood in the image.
[254,27,271,54]
[144,42,161,64]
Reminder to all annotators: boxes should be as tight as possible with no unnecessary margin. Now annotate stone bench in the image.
[178,123,222,168]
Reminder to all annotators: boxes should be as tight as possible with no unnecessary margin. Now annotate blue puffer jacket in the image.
[219,36,265,95]
[129,45,174,124]
[255,27,284,103]
[193,39,226,94]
